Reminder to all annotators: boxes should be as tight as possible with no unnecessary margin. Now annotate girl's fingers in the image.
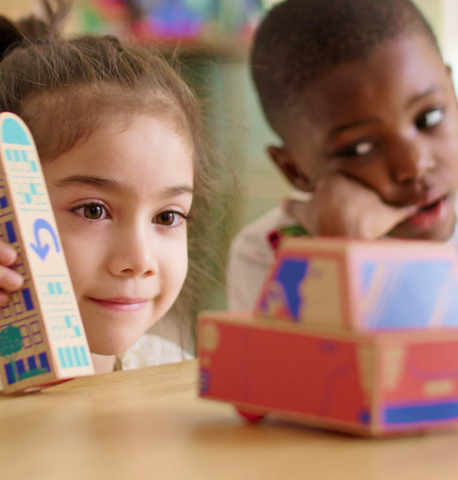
[0,242,17,266]
[0,290,10,306]
[0,265,24,292]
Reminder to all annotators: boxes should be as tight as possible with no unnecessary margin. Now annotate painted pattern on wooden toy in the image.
[0,113,93,392]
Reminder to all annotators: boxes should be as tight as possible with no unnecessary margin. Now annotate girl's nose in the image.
[107,226,158,278]
[390,139,435,184]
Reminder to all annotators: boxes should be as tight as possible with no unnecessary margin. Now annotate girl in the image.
[0,2,224,374]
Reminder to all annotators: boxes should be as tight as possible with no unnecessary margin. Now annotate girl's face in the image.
[43,115,194,355]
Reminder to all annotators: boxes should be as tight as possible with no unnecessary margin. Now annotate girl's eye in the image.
[155,211,187,228]
[336,140,376,158]
[416,108,445,129]
[73,204,108,221]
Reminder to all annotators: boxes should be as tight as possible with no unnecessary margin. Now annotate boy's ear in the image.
[267,146,313,192]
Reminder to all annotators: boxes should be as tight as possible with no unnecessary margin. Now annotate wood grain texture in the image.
[2,360,458,480]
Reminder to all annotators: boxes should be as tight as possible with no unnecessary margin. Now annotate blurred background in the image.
[3,0,458,315]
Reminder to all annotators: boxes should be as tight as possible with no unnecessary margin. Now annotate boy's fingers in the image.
[0,265,24,292]
[281,199,313,231]
[0,243,17,266]
[405,204,419,216]
[387,204,419,224]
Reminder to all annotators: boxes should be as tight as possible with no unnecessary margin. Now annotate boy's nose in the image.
[390,139,435,184]
[107,226,158,278]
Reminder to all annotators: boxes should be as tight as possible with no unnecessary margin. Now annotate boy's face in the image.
[271,34,458,241]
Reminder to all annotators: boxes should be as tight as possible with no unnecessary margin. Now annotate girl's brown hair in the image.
[0,1,230,352]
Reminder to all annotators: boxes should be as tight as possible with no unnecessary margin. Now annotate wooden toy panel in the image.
[255,249,350,329]
[0,190,53,390]
[199,315,370,434]
[199,312,458,436]
[255,238,458,332]
[0,113,93,391]
[354,256,458,330]
[378,336,458,431]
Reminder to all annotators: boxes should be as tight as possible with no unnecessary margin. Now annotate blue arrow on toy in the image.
[30,219,61,260]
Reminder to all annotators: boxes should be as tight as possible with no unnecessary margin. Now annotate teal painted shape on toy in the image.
[1,118,31,146]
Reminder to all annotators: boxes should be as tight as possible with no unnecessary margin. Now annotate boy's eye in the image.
[336,140,376,158]
[155,211,187,227]
[416,108,445,129]
[73,204,108,221]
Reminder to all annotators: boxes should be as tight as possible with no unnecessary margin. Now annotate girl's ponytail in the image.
[19,0,71,40]
[0,0,70,61]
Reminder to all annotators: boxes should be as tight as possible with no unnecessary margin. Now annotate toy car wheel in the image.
[236,406,266,423]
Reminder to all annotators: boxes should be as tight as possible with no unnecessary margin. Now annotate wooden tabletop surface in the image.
[2,360,458,480]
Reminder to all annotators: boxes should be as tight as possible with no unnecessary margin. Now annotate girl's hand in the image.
[0,242,24,306]
[281,173,418,239]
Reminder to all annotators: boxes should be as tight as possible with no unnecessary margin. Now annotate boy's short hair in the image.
[251,0,440,133]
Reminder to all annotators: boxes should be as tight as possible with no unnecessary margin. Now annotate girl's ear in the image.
[267,146,313,192]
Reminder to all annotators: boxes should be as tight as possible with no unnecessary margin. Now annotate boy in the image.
[228,0,458,310]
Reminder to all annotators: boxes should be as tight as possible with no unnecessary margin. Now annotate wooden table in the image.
[2,360,458,480]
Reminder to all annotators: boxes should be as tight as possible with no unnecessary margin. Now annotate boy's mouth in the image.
[406,195,449,231]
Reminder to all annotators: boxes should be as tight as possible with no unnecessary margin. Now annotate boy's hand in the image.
[282,173,418,239]
[0,242,24,305]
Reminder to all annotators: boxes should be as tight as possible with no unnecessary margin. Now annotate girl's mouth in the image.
[88,297,149,312]
[406,195,449,231]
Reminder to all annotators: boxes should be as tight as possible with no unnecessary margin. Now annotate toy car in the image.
[198,237,458,436]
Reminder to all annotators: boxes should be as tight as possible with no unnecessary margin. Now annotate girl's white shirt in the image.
[119,334,193,370]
